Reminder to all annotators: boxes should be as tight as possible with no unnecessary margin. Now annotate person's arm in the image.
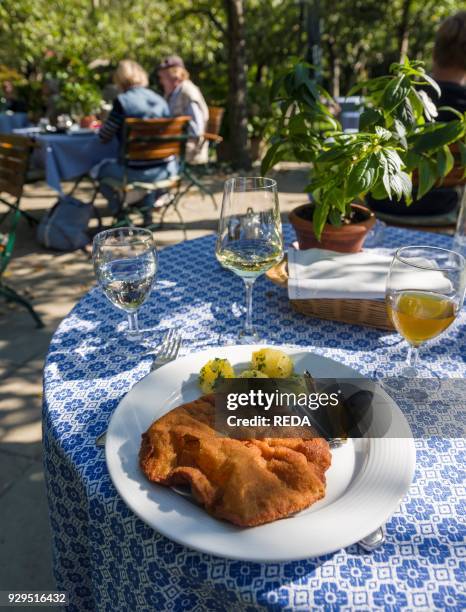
[99,99,124,143]
[186,101,205,137]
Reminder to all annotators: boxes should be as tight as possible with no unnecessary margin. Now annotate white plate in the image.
[105,345,415,562]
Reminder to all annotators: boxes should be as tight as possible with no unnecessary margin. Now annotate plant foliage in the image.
[262,58,466,239]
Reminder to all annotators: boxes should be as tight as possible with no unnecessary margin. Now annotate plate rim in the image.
[105,344,416,562]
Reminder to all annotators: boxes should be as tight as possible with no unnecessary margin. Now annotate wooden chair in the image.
[98,116,191,231]
[0,134,44,327]
[205,106,225,148]
[181,106,225,211]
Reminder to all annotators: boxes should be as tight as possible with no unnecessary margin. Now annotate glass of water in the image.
[92,227,157,339]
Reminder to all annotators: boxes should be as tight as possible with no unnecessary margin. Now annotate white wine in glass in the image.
[216,177,284,342]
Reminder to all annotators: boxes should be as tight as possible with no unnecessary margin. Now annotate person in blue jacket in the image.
[98,60,177,220]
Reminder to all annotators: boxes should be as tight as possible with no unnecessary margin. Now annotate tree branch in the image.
[172,7,227,37]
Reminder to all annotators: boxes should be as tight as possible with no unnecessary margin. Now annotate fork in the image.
[95,329,182,447]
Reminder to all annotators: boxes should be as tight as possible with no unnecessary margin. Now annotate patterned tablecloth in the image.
[43,225,466,611]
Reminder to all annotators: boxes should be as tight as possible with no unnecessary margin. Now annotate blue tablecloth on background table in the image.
[0,112,29,133]
[35,133,119,193]
[13,129,119,193]
[42,225,466,611]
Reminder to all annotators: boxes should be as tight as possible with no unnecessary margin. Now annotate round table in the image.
[43,226,466,611]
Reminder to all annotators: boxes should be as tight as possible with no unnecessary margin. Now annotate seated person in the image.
[429,10,466,121]
[1,80,27,113]
[41,78,61,125]
[369,11,466,218]
[98,60,177,218]
[157,55,209,164]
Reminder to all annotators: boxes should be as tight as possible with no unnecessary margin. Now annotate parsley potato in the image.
[198,358,235,393]
[251,348,294,378]
[238,369,269,378]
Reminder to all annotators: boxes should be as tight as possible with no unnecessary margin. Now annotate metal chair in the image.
[180,106,225,210]
[0,134,44,327]
[98,116,191,232]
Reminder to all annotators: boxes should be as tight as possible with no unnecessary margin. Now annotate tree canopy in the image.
[0,0,459,161]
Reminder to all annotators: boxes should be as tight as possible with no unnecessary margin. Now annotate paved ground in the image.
[0,167,308,594]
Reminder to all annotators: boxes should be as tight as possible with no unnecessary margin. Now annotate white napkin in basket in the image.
[287,248,451,300]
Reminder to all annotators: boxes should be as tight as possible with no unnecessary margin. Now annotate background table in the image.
[43,226,466,611]
[14,129,119,193]
[0,111,29,133]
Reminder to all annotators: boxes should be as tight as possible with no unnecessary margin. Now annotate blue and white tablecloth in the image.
[43,225,466,611]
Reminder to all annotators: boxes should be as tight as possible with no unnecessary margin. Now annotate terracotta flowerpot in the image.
[80,115,97,128]
[289,203,376,253]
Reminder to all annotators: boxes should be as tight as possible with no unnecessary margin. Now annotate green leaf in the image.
[416,89,438,121]
[437,106,464,121]
[370,181,390,200]
[288,113,307,135]
[393,119,408,148]
[312,201,330,240]
[381,75,410,112]
[413,121,465,154]
[398,171,412,199]
[388,174,403,199]
[459,141,466,167]
[384,148,403,173]
[328,207,342,226]
[407,90,425,121]
[375,150,391,199]
[317,146,346,163]
[436,145,455,178]
[418,73,441,97]
[261,142,281,175]
[346,154,377,198]
[270,74,285,102]
[359,108,384,131]
[417,157,438,199]
[375,126,392,141]
[395,97,415,127]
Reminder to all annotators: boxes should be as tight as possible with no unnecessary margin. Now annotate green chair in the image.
[98,116,191,234]
[0,134,44,327]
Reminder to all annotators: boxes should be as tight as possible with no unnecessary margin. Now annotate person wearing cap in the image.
[97,59,177,220]
[158,55,209,164]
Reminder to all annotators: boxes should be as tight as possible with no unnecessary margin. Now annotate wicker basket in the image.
[266,258,394,331]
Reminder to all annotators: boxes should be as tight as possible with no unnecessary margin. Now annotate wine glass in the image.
[383,246,465,380]
[216,177,284,342]
[92,227,157,340]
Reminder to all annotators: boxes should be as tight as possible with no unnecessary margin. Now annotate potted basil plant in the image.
[261,58,466,252]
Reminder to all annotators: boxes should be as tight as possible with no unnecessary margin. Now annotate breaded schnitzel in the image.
[139,394,331,527]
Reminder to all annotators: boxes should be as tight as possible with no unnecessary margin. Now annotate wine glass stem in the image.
[406,345,419,373]
[127,311,139,336]
[243,279,255,336]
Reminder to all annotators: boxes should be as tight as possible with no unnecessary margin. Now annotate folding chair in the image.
[0,134,44,327]
[180,106,225,210]
[98,116,191,233]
